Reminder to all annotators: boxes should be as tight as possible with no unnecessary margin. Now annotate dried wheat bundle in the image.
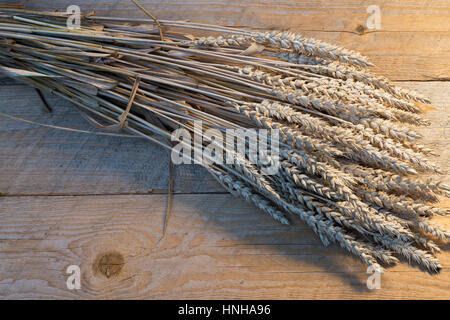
[0,7,448,274]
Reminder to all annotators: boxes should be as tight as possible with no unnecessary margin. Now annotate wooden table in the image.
[0,1,449,299]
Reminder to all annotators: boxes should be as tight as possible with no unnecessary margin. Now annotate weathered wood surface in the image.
[0,0,449,299]
[0,80,448,299]
[0,83,221,195]
[0,82,448,200]
[17,0,450,81]
[0,194,448,299]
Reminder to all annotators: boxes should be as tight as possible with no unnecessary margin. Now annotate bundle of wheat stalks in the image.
[0,7,449,273]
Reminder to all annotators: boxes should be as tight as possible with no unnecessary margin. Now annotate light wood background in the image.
[0,1,448,299]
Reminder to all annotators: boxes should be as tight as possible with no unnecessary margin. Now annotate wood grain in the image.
[0,0,449,299]
[20,0,450,31]
[0,194,448,299]
[0,82,448,198]
[0,84,221,195]
[17,0,450,81]
[0,81,448,299]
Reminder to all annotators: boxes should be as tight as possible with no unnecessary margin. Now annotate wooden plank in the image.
[0,84,221,195]
[0,82,448,197]
[1,0,448,301]
[0,194,448,299]
[304,31,450,81]
[17,0,450,80]
[20,0,450,32]
[401,82,450,210]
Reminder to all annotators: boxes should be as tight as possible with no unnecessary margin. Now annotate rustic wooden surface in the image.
[19,0,450,81]
[0,1,449,299]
